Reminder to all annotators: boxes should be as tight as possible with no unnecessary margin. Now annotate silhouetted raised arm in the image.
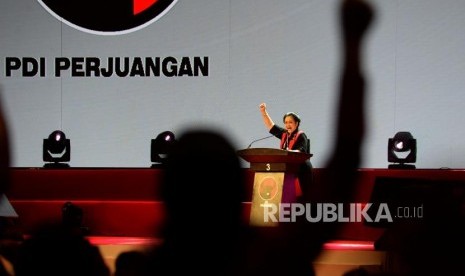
[322,0,373,202]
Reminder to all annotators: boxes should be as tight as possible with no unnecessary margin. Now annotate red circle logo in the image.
[258,177,279,201]
[38,0,178,35]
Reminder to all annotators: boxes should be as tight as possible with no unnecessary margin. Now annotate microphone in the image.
[247,135,275,149]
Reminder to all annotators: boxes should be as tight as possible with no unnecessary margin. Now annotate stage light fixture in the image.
[151,131,176,167]
[388,131,416,169]
[43,130,70,168]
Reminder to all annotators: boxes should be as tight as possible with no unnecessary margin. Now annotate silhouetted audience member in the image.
[241,1,374,276]
[0,91,11,239]
[0,262,7,276]
[114,250,148,276]
[145,129,247,276]
[143,1,374,276]
[0,89,12,275]
[353,182,465,276]
[13,223,110,276]
[0,92,9,196]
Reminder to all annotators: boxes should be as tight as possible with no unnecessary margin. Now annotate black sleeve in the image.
[269,125,285,139]
[293,133,309,153]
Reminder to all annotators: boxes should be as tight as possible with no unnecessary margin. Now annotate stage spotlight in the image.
[388,131,416,169]
[151,131,176,167]
[43,130,71,168]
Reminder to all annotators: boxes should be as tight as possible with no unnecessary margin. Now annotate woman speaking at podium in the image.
[259,102,309,154]
[258,102,312,198]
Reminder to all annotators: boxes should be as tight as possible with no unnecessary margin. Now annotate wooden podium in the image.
[237,148,312,226]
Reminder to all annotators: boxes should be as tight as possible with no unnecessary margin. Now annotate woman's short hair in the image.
[283,112,301,124]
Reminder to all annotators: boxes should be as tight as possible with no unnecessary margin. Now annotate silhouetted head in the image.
[114,250,148,276]
[14,223,110,276]
[161,129,246,235]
